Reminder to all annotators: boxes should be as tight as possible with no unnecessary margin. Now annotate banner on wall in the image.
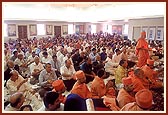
[79,25,84,34]
[112,25,122,35]
[29,24,37,36]
[8,24,16,36]
[156,27,164,40]
[75,25,80,34]
[46,25,53,35]
[88,25,91,34]
[62,25,68,35]
[148,26,156,40]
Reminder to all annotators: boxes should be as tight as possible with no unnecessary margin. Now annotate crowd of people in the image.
[3,32,164,111]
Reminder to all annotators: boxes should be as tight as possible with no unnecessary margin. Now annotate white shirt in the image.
[6,75,31,95]
[14,58,25,66]
[60,65,76,80]
[29,62,44,74]
[105,57,118,74]
[47,48,53,56]
[106,48,113,55]
[57,53,65,66]
[41,56,52,64]
[49,59,61,71]
[112,53,122,64]
[25,51,32,59]
[27,55,35,64]
[5,105,20,111]
[66,46,73,53]
[62,56,73,66]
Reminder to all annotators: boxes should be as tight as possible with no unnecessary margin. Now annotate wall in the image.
[3,17,164,43]
[3,20,85,42]
[128,17,164,41]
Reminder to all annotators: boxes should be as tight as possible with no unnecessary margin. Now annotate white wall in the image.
[128,17,164,41]
[3,20,85,42]
[3,17,164,43]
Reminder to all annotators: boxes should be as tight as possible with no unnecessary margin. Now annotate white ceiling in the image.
[2,2,165,22]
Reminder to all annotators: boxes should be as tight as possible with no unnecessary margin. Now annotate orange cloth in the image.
[120,102,143,111]
[52,80,65,92]
[117,88,135,108]
[71,82,92,99]
[75,70,85,79]
[140,77,150,89]
[135,89,153,109]
[106,87,116,98]
[147,59,154,65]
[103,96,120,111]
[59,94,66,104]
[130,74,146,93]
[141,65,162,88]
[141,65,158,83]
[91,76,106,98]
[135,37,149,67]
[141,31,146,36]
[122,77,132,85]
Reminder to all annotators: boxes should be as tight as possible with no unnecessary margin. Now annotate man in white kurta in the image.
[6,70,42,110]
[60,59,76,91]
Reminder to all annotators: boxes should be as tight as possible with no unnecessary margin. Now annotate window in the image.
[107,25,112,34]
[37,24,45,35]
[91,24,96,34]
[68,24,74,34]
[123,24,129,35]
[103,24,108,33]
[3,23,8,37]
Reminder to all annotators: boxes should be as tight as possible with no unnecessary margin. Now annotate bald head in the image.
[10,70,19,76]
[134,68,144,78]
[7,60,14,68]
[10,92,24,108]
[10,70,19,81]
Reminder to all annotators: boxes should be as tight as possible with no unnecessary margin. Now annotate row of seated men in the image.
[4,34,164,111]
[4,57,164,111]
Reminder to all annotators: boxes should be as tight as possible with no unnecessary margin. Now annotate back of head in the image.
[122,77,132,86]
[92,48,96,52]
[42,51,48,56]
[52,80,65,92]
[135,89,153,109]
[43,91,59,109]
[20,105,33,111]
[75,70,85,80]
[10,92,24,108]
[97,69,105,78]
[64,93,87,111]
[119,59,126,66]
[134,68,144,78]
[38,88,47,99]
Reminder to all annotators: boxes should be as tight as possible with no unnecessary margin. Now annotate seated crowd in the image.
[4,32,164,111]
